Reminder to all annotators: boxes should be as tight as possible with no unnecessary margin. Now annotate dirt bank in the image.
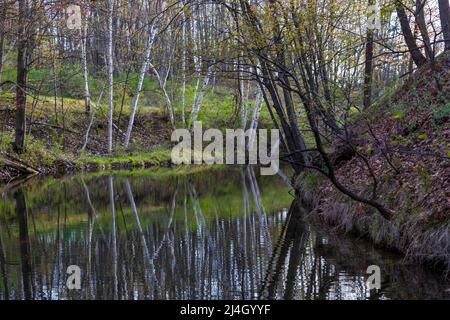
[295,54,450,270]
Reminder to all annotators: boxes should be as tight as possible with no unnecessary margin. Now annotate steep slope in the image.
[297,52,450,269]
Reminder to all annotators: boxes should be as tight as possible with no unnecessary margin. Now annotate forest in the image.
[0,0,449,301]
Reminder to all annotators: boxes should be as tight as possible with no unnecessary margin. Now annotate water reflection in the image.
[0,166,448,300]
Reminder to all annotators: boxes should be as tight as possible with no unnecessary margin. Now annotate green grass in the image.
[0,128,171,171]
[79,147,172,168]
[0,130,76,167]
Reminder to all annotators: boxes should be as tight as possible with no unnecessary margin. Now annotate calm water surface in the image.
[0,166,448,300]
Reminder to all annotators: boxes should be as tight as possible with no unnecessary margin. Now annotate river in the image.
[0,166,448,300]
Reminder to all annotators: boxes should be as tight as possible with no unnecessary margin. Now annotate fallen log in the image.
[0,152,41,175]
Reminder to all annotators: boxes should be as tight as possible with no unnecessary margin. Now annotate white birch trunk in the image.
[148,61,175,128]
[190,11,202,120]
[82,89,104,151]
[181,1,187,127]
[239,51,247,128]
[248,89,263,149]
[123,25,157,148]
[190,65,213,127]
[106,0,114,154]
[80,8,90,113]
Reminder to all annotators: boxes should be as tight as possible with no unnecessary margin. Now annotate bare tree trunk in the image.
[81,7,91,113]
[82,90,104,151]
[396,0,427,68]
[106,0,114,154]
[438,0,450,51]
[181,0,187,127]
[415,0,433,60]
[148,35,176,128]
[14,0,28,152]
[0,5,5,95]
[363,0,375,110]
[189,8,204,126]
[190,65,213,127]
[247,89,262,150]
[124,25,157,149]
[239,51,247,128]
[149,62,175,128]
[275,49,310,168]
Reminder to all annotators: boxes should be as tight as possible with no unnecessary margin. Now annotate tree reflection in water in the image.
[0,166,448,300]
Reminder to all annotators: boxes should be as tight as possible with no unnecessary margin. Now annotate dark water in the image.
[0,166,448,300]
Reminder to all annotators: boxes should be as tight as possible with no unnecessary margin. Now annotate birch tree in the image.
[107,0,114,154]
[80,3,91,113]
[181,0,187,127]
[239,51,247,128]
[189,65,213,128]
[124,24,157,149]
[149,59,175,128]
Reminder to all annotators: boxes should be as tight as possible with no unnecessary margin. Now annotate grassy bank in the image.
[0,60,285,183]
[0,65,276,182]
[0,97,175,181]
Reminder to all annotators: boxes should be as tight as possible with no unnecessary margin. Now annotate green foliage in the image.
[2,65,99,99]
[392,110,404,120]
[390,134,413,146]
[0,131,13,152]
[431,103,450,123]
[302,171,321,190]
[417,133,428,140]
